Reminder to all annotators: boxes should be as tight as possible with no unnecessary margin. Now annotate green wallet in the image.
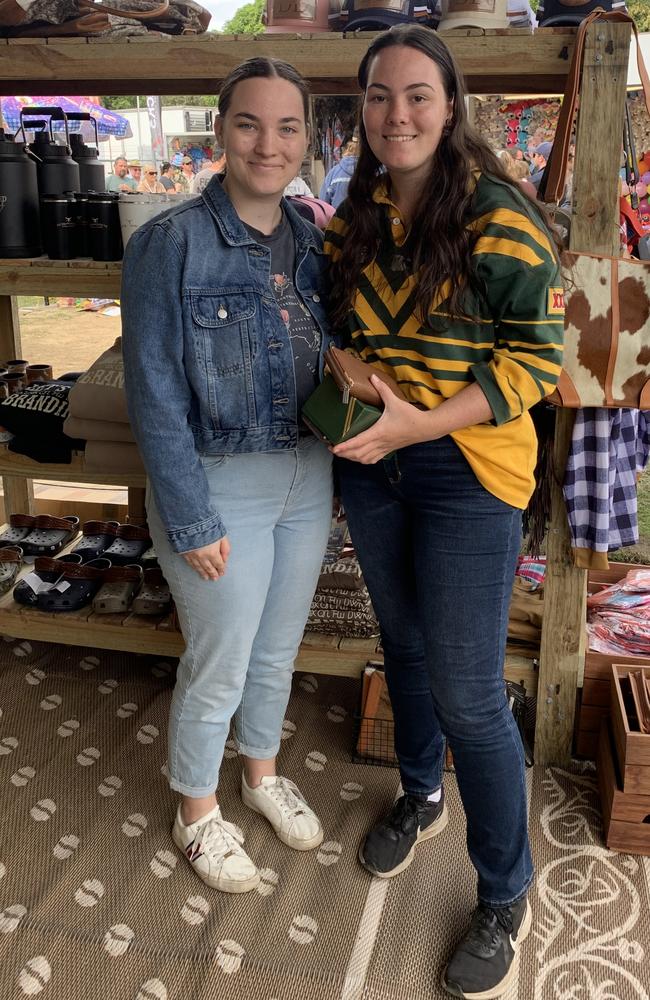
[301,373,382,445]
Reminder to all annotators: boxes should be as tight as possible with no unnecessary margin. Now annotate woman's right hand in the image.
[181,537,231,581]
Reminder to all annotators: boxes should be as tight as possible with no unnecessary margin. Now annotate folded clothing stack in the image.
[507,576,544,650]
[0,380,84,463]
[307,550,379,640]
[63,337,145,475]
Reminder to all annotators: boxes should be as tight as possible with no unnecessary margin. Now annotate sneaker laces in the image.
[386,795,427,836]
[264,777,308,818]
[464,904,512,953]
[192,813,245,862]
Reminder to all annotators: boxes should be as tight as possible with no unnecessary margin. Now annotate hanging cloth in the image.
[563,408,650,569]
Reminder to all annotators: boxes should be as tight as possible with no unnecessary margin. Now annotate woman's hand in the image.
[331,375,435,464]
[181,537,231,581]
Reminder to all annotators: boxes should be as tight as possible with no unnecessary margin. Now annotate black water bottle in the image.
[71,192,89,257]
[40,194,77,260]
[68,114,105,193]
[0,129,42,258]
[23,107,80,197]
[87,192,123,261]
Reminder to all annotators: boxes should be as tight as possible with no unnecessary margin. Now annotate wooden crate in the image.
[610,664,650,796]
[575,564,650,759]
[597,717,650,857]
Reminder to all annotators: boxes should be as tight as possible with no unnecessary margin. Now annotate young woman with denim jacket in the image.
[324,26,564,999]
[121,58,334,894]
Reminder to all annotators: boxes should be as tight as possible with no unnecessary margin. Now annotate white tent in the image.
[628,31,650,88]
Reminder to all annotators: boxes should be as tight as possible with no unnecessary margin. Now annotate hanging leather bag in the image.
[540,9,650,410]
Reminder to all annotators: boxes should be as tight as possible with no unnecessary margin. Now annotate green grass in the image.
[17,297,44,308]
[610,467,650,565]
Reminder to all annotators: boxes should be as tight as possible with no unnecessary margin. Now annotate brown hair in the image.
[218,57,310,125]
[330,25,555,328]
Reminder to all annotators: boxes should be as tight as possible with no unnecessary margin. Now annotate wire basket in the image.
[353,714,399,768]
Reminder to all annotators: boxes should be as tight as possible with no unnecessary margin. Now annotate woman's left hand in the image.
[331,375,435,464]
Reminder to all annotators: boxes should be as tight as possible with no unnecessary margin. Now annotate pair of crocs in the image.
[93,564,143,615]
[71,520,120,562]
[33,558,112,613]
[72,522,151,566]
[0,514,34,549]
[0,546,23,596]
[13,553,83,607]
[131,567,172,616]
[0,514,80,558]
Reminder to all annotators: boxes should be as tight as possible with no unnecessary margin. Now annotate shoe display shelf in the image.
[0,22,631,760]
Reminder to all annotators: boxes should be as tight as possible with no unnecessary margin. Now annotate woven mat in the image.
[0,635,648,1000]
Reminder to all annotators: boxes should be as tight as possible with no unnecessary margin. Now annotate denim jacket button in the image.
[312,293,320,303]
[217,306,228,319]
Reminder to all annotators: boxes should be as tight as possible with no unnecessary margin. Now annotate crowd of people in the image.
[106,150,228,195]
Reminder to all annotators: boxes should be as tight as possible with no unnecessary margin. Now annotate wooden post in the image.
[535,21,631,766]
[0,295,33,517]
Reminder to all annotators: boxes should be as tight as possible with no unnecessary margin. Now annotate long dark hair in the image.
[330,25,554,328]
[218,56,310,124]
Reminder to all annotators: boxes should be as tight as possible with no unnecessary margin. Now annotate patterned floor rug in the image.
[0,635,648,1000]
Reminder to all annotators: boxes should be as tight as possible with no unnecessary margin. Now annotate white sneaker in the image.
[171,803,260,893]
[241,773,324,851]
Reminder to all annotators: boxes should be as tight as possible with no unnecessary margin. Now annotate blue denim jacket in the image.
[121,177,333,553]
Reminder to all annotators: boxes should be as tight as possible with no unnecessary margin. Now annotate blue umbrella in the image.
[0,96,132,139]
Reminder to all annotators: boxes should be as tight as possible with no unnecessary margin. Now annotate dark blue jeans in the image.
[337,436,533,906]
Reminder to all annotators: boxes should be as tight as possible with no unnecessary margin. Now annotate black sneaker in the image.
[358,791,448,878]
[442,896,532,999]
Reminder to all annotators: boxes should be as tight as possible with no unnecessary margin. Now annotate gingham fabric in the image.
[563,408,650,557]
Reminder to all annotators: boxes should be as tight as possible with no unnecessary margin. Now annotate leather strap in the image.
[542,10,650,204]
[104,565,143,583]
[32,514,79,531]
[82,520,119,537]
[0,546,22,563]
[546,371,582,408]
[60,558,111,580]
[8,513,34,528]
[639,381,650,409]
[604,257,619,404]
[116,524,150,541]
[78,0,170,20]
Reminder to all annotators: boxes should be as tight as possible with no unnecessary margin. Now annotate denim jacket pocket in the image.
[190,289,258,429]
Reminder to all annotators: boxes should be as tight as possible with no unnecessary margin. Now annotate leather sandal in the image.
[0,514,35,548]
[0,546,23,596]
[131,566,172,616]
[20,515,81,557]
[102,524,151,566]
[71,520,120,562]
[92,564,143,614]
[13,553,83,607]
[36,557,111,613]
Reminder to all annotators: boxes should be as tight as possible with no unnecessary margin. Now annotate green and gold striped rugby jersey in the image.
[323,172,564,509]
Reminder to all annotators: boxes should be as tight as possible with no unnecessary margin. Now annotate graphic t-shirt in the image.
[245,213,321,414]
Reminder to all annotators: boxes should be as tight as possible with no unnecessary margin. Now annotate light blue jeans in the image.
[146,437,333,797]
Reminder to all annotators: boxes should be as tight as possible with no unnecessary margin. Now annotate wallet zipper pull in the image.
[341,384,350,405]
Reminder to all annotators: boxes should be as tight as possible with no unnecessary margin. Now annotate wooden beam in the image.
[0,295,33,515]
[0,260,121,299]
[0,29,576,96]
[536,20,631,766]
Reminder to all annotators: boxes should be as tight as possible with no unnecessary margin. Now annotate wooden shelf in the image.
[0,29,577,96]
[0,558,382,670]
[0,445,144,487]
[0,258,121,298]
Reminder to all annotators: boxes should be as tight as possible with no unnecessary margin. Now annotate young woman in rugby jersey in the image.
[324,25,563,1000]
